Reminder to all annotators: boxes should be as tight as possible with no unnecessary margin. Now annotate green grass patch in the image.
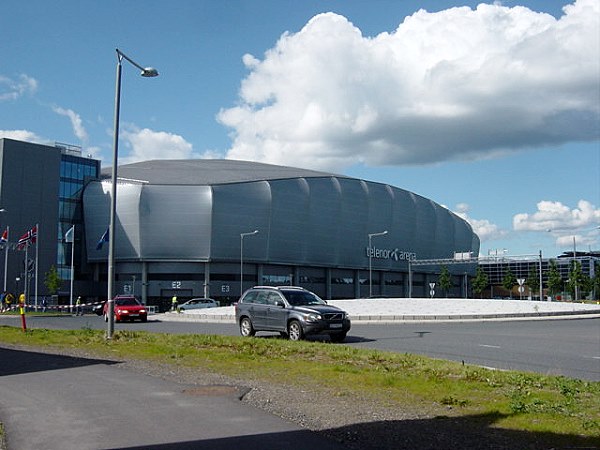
[1,325,598,444]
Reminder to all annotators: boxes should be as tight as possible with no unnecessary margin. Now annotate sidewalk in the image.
[160,298,600,323]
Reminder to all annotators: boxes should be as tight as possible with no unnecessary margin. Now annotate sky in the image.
[1,0,598,259]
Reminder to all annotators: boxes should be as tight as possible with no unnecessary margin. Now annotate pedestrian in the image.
[42,297,47,313]
[0,292,5,312]
[4,292,14,312]
[75,296,82,315]
[171,295,178,312]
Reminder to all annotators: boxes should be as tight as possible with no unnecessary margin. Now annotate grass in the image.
[0,325,599,445]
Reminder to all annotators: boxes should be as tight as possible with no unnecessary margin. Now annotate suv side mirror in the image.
[274,300,285,308]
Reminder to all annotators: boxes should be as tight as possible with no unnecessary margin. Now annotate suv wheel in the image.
[240,317,255,337]
[288,320,304,341]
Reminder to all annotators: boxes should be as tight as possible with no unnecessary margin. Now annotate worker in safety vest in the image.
[171,295,178,312]
[75,296,82,316]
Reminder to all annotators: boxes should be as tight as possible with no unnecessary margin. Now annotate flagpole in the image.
[69,225,75,314]
[3,226,8,292]
[35,223,39,311]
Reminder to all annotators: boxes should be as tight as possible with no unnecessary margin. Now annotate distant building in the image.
[478,253,598,300]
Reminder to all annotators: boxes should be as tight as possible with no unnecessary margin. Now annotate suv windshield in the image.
[281,290,326,306]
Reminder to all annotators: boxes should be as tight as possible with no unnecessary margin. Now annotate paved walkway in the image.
[162,298,600,323]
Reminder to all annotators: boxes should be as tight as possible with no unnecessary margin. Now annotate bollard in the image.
[19,303,27,331]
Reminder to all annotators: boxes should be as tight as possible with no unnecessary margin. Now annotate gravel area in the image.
[2,344,595,449]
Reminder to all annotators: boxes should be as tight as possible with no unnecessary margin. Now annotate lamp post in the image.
[368,230,388,298]
[240,230,258,296]
[107,49,158,339]
[0,208,7,292]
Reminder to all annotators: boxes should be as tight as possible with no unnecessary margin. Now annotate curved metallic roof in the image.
[101,159,347,186]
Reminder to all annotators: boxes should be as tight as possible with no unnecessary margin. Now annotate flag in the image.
[64,225,75,243]
[17,225,37,250]
[96,228,109,250]
[0,228,7,244]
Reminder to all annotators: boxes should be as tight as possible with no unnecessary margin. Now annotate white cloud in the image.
[513,199,600,231]
[0,129,44,143]
[119,127,201,164]
[219,0,599,171]
[0,74,38,101]
[453,203,507,242]
[52,106,89,143]
[513,200,600,248]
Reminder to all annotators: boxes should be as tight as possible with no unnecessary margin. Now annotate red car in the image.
[103,296,148,323]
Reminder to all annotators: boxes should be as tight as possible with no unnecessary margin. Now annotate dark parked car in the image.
[103,296,147,323]
[92,301,106,316]
[235,286,351,342]
[178,298,220,311]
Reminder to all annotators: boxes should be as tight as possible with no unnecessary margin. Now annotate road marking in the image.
[479,344,501,349]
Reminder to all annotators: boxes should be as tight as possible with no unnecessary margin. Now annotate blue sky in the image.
[1,0,598,258]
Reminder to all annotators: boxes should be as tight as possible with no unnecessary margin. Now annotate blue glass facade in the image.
[57,151,100,280]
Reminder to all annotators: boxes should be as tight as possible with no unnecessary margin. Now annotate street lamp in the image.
[368,230,388,298]
[0,208,7,292]
[107,49,158,339]
[240,230,259,296]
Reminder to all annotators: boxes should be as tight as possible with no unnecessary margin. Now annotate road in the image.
[2,314,599,381]
[0,345,345,450]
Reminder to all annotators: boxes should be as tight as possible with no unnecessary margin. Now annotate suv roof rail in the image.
[250,285,306,290]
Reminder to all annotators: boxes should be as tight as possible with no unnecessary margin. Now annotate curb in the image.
[156,309,600,323]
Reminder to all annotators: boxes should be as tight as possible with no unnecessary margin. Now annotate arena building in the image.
[83,159,480,309]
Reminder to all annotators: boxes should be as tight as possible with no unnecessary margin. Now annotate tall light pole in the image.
[107,49,158,339]
[368,230,388,298]
[240,230,259,296]
[0,208,7,292]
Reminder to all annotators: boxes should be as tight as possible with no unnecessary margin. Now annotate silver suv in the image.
[235,286,351,342]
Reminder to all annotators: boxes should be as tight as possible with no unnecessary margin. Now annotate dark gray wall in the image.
[0,139,61,295]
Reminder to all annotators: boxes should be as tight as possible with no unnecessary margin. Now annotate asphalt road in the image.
[2,314,599,381]
[0,345,345,450]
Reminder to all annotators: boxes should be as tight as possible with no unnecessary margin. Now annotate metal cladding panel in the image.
[305,178,342,265]
[83,182,143,260]
[414,197,438,259]
[117,184,143,258]
[139,185,212,259]
[211,182,271,261]
[83,182,110,261]
[337,179,370,265]
[391,190,418,260]
[434,206,456,259]
[268,178,310,263]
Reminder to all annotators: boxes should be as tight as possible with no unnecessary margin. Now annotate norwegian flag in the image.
[17,225,37,250]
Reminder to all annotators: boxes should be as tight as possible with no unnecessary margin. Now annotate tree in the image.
[438,265,452,297]
[546,260,563,298]
[592,263,600,300]
[525,266,540,299]
[502,268,516,298]
[567,260,586,301]
[44,265,62,296]
[472,267,488,298]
